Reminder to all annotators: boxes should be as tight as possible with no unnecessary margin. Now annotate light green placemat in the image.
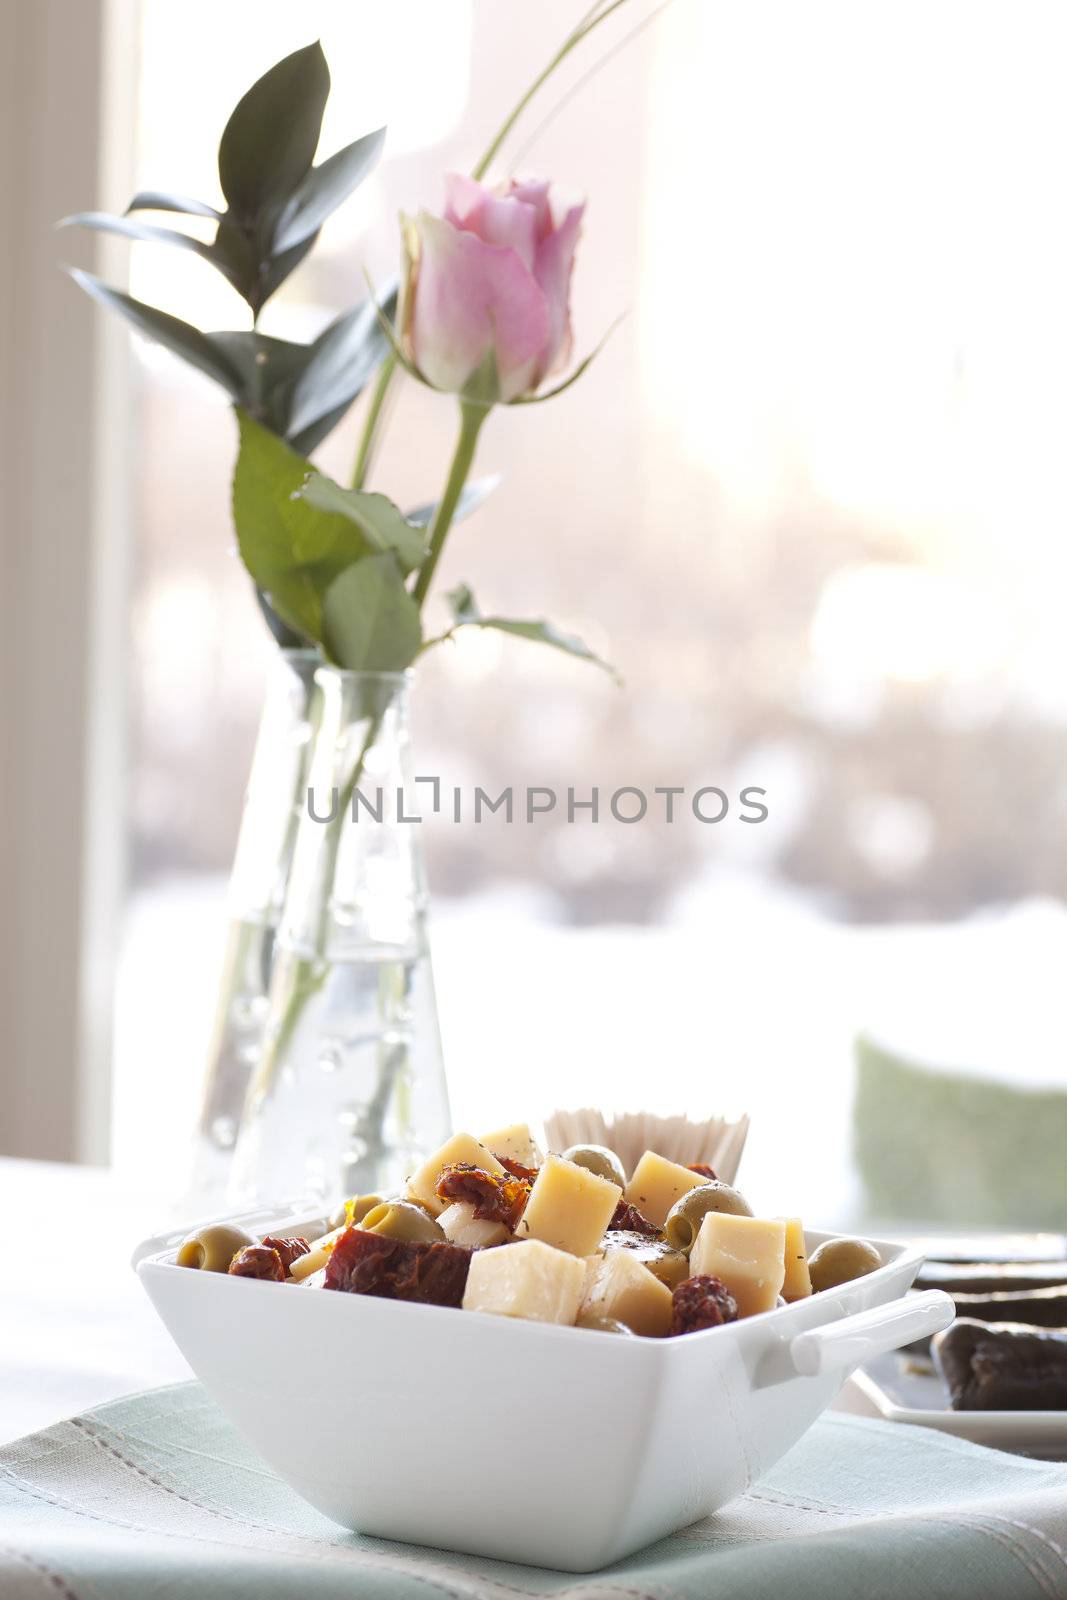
[3,1382,1067,1598]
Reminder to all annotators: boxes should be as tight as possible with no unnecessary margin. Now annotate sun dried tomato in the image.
[687,1163,718,1180]
[435,1162,531,1229]
[324,1227,471,1307]
[607,1199,660,1237]
[261,1235,310,1273]
[497,1155,539,1183]
[228,1244,285,1281]
[670,1274,738,1335]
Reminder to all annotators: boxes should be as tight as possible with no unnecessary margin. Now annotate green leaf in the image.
[256,230,319,309]
[127,190,220,219]
[67,269,244,395]
[288,396,357,457]
[232,411,404,645]
[218,41,329,219]
[233,416,329,640]
[406,474,502,529]
[441,585,619,679]
[284,289,395,441]
[297,474,428,573]
[209,332,310,433]
[61,209,270,303]
[447,583,478,621]
[209,212,320,315]
[273,127,386,254]
[58,211,219,268]
[255,585,309,650]
[210,217,258,297]
[322,553,422,671]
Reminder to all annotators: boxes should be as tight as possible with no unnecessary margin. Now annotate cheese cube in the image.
[406,1133,506,1216]
[623,1150,708,1228]
[479,1121,543,1170]
[690,1213,787,1318]
[780,1217,812,1302]
[601,1232,689,1289]
[463,1239,584,1324]
[516,1153,621,1256]
[288,1225,345,1280]
[437,1200,510,1249]
[580,1249,673,1337]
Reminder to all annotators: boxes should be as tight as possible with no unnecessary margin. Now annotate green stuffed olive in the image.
[361,1200,445,1244]
[561,1143,627,1188]
[329,1193,385,1230]
[176,1223,255,1273]
[664,1181,754,1252]
[808,1237,882,1293]
[577,1313,636,1336]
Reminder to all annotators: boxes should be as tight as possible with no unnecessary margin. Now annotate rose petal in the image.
[507,178,553,242]
[530,199,585,384]
[411,212,551,401]
[444,173,540,272]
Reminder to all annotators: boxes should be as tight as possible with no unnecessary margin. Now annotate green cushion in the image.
[853,1033,1067,1228]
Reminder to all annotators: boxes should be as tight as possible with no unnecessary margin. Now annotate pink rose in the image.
[401,174,584,403]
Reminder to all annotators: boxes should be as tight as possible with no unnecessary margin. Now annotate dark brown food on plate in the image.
[435,1162,531,1230]
[687,1163,717,1180]
[670,1274,738,1335]
[916,1260,1067,1296]
[907,1283,1067,1356]
[228,1244,286,1281]
[324,1226,472,1307]
[933,1319,1067,1411]
[944,1284,1067,1331]
[607,1200,660,1237]
[261,1235,311,1273]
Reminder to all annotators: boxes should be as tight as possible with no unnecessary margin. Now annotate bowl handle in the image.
[789,1289,955,1377]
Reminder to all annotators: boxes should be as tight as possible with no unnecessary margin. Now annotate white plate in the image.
[853,1349,1067,1460]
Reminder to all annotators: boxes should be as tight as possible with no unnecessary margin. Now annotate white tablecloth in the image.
[3,1159,190,1446]
[2,1157,876,1448]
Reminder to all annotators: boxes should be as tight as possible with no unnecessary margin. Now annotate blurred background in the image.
[4,0,1067,1226]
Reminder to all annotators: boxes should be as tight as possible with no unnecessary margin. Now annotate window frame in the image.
[0,0,138,1163]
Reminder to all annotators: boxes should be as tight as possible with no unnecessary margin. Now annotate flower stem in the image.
[250,694,388,1100]
[471,0,632,182]
[258,406,485,1101]
[351,352,397,490]
[412,401,488,608]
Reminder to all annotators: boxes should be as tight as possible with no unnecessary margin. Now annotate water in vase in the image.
[230,938,450,1203]
[228,668,452,1205]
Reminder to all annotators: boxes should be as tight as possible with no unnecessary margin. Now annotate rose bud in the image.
[400,174,584,404]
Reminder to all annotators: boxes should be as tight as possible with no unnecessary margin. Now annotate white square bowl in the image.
[135,1206,951,1571]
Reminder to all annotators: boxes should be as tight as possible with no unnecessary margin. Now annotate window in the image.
[15,1,1065,1224]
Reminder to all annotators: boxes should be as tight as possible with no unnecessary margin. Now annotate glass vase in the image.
[228,668,451,1205]
[185,648,319,1208]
